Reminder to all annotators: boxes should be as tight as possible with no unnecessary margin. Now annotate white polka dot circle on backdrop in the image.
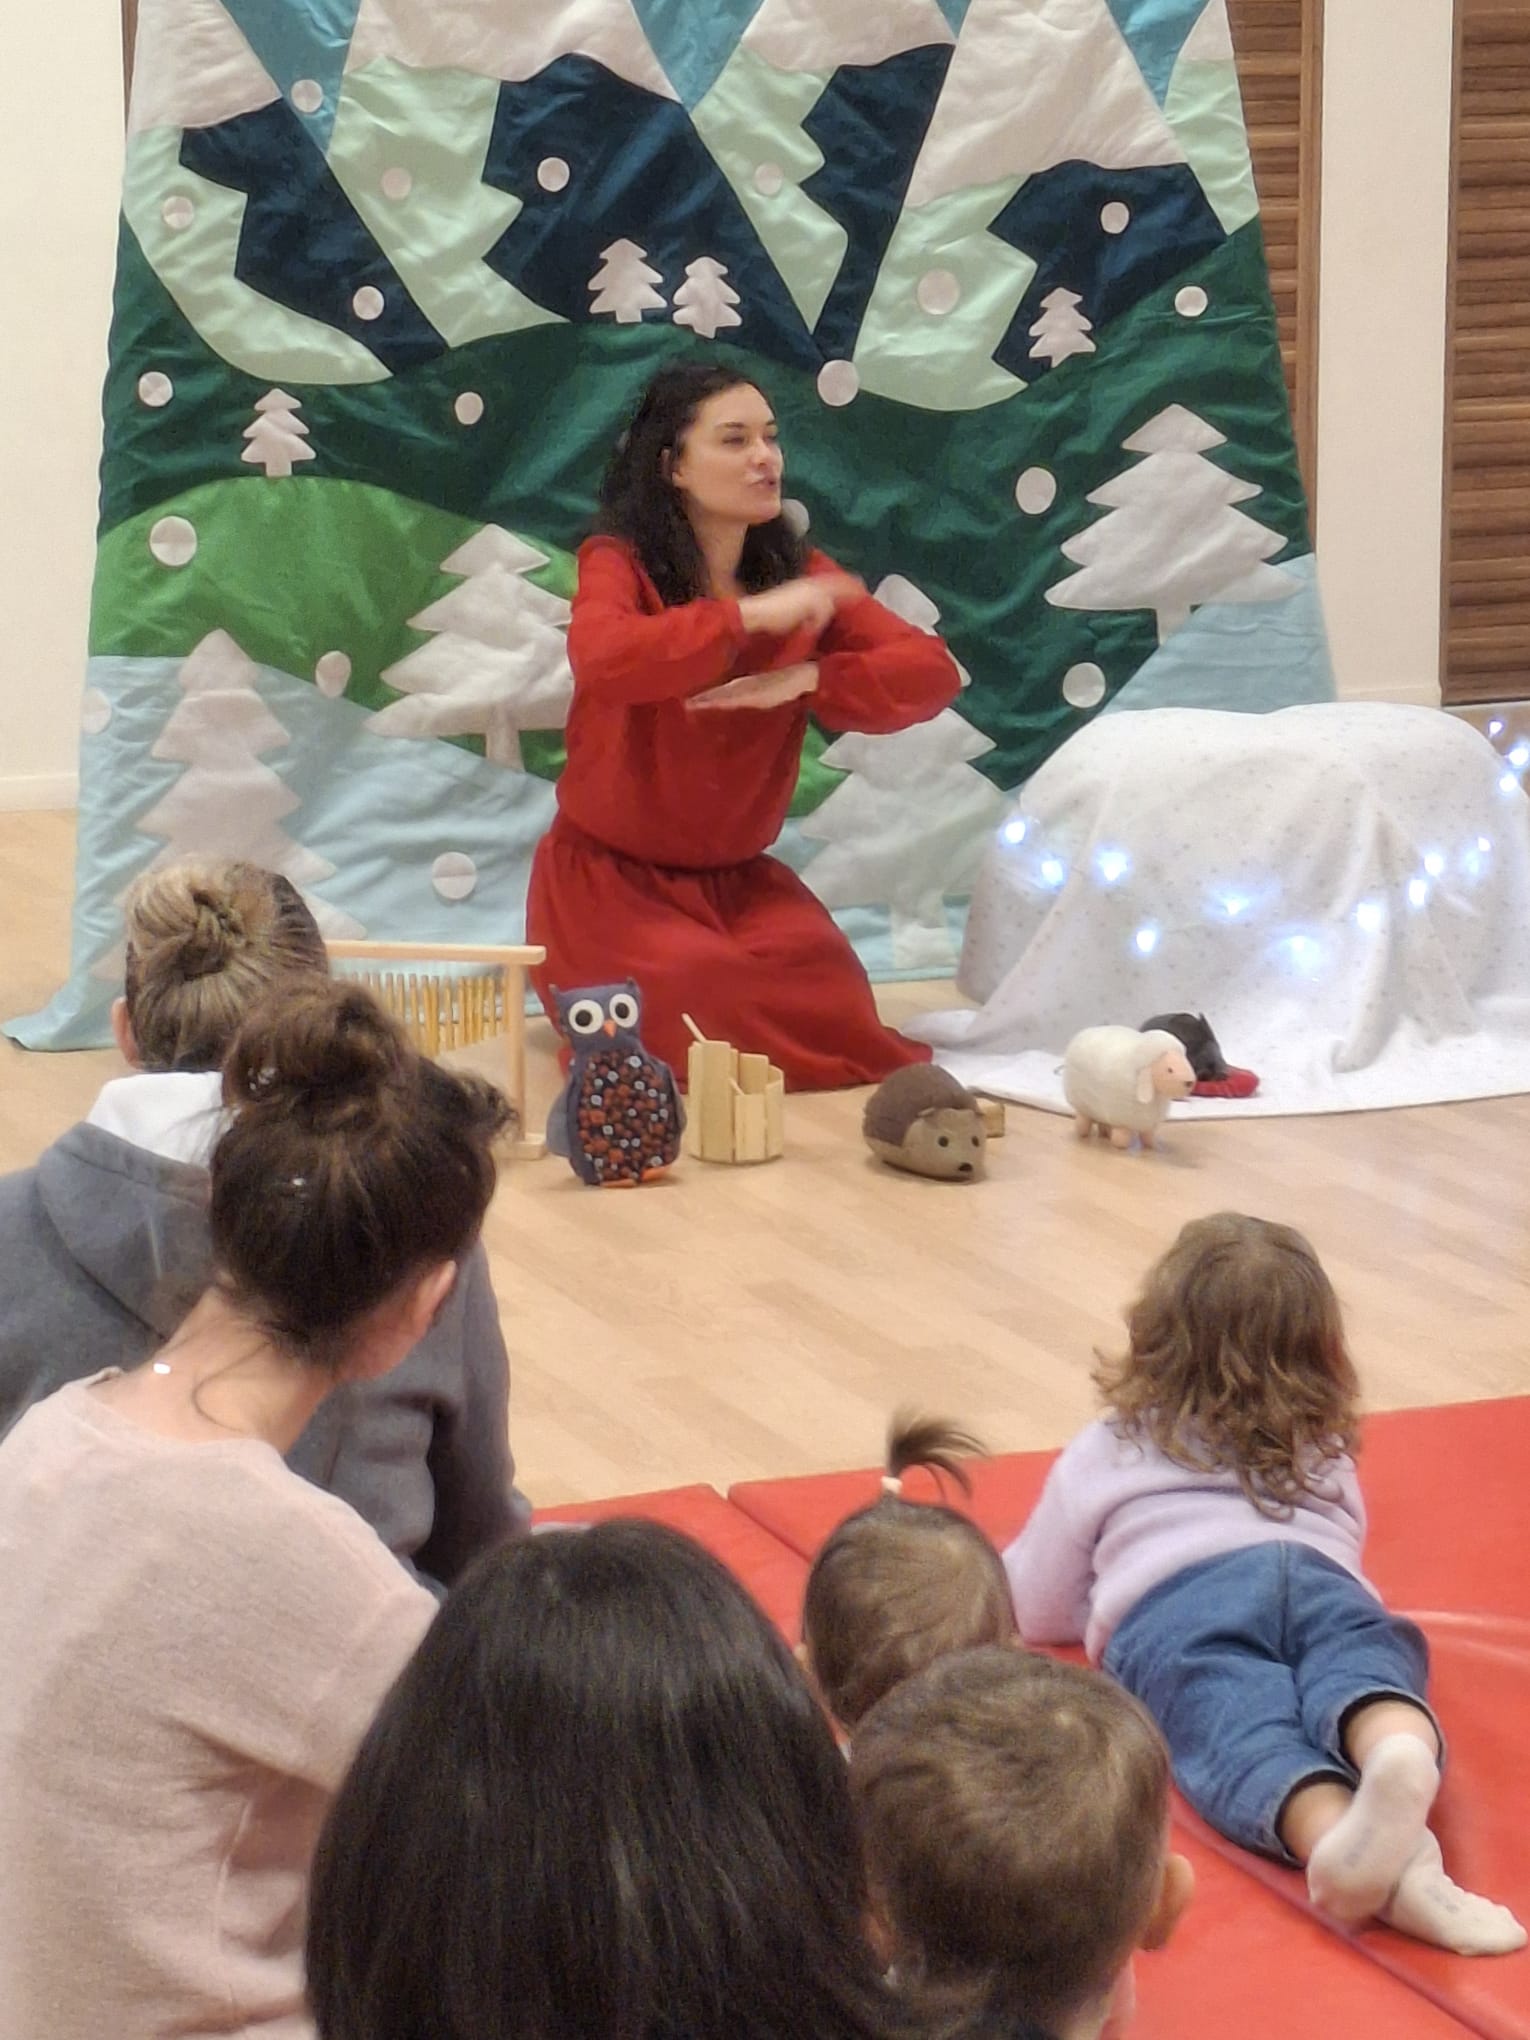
[432,853,478,902]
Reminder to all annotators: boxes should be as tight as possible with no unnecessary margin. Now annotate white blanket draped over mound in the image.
[909,703,1530,1117]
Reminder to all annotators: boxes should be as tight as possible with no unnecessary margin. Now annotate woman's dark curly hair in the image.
[594,359,807,605]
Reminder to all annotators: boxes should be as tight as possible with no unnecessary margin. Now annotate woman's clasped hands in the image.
[690,572,863,712]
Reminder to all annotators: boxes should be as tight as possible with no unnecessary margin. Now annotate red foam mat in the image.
[1178,1614,1530,2040]
[1138,1827,1472,2040]
[729,1450,1048,1560]
[1357,1399,1530,1618]
[728,1397,1530,1593]
[533,1483,809,1642]
[730,1398,1530,2040]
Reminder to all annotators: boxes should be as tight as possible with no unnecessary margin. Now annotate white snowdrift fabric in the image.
[909,703,1530,1117]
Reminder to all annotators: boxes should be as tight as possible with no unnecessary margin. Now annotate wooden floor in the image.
[4,808,1530,1505]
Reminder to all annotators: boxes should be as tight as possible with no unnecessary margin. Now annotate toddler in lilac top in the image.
[1005,1211,1524,1958]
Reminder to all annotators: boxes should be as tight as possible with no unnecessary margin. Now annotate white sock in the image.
[1307,1734,1440,1924]
[1382,1831,1528,1957]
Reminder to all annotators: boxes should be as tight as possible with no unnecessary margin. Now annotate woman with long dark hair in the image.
[527,360,959,1090]
[307,1519,916,2040]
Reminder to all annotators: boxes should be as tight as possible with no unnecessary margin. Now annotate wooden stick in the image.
[681,1012,707,1045]
[328,939,545,968]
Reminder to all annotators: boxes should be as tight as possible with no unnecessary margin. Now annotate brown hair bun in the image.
[210,979,512,1367]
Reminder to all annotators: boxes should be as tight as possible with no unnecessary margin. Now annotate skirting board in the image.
[0,774,78,812]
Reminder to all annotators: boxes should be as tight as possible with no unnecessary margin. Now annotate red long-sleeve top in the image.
[557,537,961,870]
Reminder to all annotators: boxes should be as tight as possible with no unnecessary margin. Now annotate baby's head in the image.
[1096,1211,1360,1514]
[801,1415,1015,1732]
[851,1649,1192,2040]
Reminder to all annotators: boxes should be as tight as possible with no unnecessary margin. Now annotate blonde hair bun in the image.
[121,857,328,1072]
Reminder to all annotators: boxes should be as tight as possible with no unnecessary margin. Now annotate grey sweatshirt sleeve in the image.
[413,1240,532,1588]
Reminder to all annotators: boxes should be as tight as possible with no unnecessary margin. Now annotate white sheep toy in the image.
[1062,1026,1196,1151]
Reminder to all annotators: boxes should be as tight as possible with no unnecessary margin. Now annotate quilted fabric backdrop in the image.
[11,0,1332,1048]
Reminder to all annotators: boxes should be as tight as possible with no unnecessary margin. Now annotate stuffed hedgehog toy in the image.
[863,1065,987,1181]
[546,981,684,1186]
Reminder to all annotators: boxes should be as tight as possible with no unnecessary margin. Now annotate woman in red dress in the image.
[528,361,960,1091]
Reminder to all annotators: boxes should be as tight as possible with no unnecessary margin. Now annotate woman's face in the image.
[668,384,784,528]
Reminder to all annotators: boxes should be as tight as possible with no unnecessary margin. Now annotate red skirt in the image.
[527,817,931,1093]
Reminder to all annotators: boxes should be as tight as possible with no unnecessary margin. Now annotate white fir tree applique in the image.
[672,257,742,339]
[138,630,361,936]
[369,526,573,768]
[803,711,1006,971]
[240,389,315,478]
[801,575,1004,971]
[1028,288,1096,366]
[588,240,666,323]
[1046,405,1301,642]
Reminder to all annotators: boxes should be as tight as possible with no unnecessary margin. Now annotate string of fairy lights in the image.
[994,717,1525,971]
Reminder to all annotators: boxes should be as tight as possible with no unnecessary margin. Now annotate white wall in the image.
[1316,0,1455,706]
[0,0,1459,809]
[0,0,122,807]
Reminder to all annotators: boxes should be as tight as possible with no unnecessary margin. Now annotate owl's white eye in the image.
[608,993,639,1029]
[567,999,605,1036]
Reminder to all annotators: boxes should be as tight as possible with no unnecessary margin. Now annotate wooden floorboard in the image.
[4,809,1529,1506]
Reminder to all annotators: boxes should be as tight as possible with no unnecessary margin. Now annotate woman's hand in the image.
[686,663,820,713]
[736,574,864,638]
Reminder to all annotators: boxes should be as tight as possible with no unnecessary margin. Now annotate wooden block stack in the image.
[682,1018,785,1165]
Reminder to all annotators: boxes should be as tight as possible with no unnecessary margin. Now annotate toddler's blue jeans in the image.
[1103,1543,1437,1862]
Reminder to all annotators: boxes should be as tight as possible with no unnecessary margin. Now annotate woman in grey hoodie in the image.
[0,857,529,1585]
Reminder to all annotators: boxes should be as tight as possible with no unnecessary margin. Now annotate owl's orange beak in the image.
[603,1019,617,1035]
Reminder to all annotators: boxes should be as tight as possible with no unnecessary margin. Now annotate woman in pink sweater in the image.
[1006,1212,1523,1958]
[0,980,511,2039]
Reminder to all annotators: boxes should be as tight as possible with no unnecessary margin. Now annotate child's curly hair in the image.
[1095,1212,1360,1517]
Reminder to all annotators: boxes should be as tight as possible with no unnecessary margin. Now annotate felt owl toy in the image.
[546,981,684,1186]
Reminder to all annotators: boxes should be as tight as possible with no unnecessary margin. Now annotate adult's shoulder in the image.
[804,545,847,578]
[192,1443,426,1606]
[575,534,660,597]
[39,1120,208,1202]
[577,532,634,564]
[576,533,643,579]
[0,1153,43,1217]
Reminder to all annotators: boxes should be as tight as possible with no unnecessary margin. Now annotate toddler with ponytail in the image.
[801,1412,1014,1732]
